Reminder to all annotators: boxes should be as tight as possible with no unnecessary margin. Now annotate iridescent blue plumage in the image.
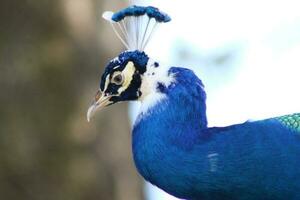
[89,4,300,199]
[132,66,300,200]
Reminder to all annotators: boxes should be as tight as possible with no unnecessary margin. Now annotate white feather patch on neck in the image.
[138,59,175,116]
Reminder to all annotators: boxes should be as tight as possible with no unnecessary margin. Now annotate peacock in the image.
[87,5,300,200]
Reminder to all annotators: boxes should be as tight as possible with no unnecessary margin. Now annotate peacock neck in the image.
[132,67,207,182]
[135,67,207,139]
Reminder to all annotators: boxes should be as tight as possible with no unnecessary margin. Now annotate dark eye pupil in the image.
[114,74,122,84]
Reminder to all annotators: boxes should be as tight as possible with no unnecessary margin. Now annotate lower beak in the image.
[87,90,112,122]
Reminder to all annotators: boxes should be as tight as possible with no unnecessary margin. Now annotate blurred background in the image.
[0,0,143,200]
[1,0,299,200]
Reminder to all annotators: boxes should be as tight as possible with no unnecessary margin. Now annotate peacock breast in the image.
[131,111,211,198]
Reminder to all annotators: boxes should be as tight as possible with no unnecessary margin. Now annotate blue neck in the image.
[132,67,207,193]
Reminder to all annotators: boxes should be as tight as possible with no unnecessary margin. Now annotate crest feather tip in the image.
[102,11,115,22]
[102,6,171,51]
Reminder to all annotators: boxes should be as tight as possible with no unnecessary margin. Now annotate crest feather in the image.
[102,5,171,51]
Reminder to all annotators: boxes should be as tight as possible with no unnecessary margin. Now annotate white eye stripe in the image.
[102,62,136,94]
[113,65,121,70]
[117,61,135,93]
[103,75,110,92]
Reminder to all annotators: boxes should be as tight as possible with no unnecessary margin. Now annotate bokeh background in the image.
[1,0,300,200]
[0,0,143,200]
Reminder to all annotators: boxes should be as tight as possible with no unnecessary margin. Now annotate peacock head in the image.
[87,5,171,121]
[87,50,149,121]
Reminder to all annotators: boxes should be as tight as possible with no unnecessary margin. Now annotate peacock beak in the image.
[87,90,112,122]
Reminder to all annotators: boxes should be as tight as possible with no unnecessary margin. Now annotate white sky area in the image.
[129,0,300,199]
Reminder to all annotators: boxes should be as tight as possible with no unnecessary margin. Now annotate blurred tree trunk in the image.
[0,0,143,200]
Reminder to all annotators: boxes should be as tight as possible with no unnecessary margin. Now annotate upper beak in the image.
[87,90,112,122]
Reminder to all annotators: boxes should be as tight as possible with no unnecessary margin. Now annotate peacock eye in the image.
[111,72,124,85]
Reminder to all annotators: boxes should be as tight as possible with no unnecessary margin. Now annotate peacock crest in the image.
[102,5,171,51]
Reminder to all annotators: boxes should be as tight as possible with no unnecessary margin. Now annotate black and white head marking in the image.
[99,51,149,104]
[138,59,175,114]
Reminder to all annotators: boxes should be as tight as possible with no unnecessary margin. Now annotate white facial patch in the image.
[117,61,135,93]
[138,59,175,115]
[102,62,135,95]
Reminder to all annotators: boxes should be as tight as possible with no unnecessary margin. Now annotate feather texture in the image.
[102,5,171,51]
[132,67,300,200]
[276,113,300,132]
[98,4,300,200]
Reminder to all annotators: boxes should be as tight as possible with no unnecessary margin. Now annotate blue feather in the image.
[112,5,171,23]
[132,67,300,200]
[98,3,300,198]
